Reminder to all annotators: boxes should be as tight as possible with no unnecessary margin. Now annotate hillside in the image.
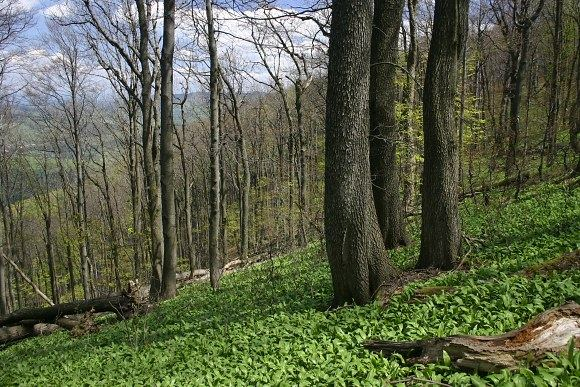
[0,182,578,385]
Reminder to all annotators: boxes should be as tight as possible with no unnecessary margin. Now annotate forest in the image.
[0,0,579,385]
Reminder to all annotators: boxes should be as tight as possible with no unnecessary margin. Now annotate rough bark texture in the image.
[369,0,408,249]
[417,0,468,270]
[325,0,398,306]
[206,0,222,290]
[135,0,164,301]
[160,0,177,300]
[365,302,580,372]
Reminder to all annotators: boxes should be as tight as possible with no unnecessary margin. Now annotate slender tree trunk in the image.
[0,243,6,315]
[128,105,142,279]
[221,75,250,260]
[44,215,59,304]
[295,82,308,247]
[176,100,197,274]
[369,0,408,249]
[505,1,546,177]
[417,0,468,270]
[325,0,398,306]
[160,0,177,300]
[73,121,90,300]
[136,0,164,301]
[546,0,563,167]
[402,0,418,215]
[206,0,222,289]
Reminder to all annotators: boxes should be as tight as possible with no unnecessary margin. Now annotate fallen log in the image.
[365,302,580,372]
[0,293,135,327]
[0,323,62,345]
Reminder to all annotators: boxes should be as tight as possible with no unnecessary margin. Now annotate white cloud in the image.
[17,0,41,11]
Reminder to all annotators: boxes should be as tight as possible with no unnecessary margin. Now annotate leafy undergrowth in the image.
[1,183,579,386]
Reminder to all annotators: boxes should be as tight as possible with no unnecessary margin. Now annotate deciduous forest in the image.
[0,0,579,385]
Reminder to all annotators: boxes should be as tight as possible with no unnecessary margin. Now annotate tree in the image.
[160,0,177,300]
[544,0,564,168]
[402,0,419,215]
[490,0,545,177]
[325,0,398,306]
[76,0,164,300]
[369,0,408,249]
[0,0,33,316]
[417,0,468,270]
[206,0,222,290]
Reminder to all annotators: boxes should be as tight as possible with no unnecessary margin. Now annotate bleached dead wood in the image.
[365,302,580,372]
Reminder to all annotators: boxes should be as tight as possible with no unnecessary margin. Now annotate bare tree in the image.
[206,0,222,289]
[160,0,177,299]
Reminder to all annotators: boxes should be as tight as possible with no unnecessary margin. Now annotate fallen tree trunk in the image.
[365,302,580,372]
[0,293,135,327]
[0,323,62,345]
[460,172,531,200]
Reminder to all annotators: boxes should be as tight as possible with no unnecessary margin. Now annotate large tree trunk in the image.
[369,0,408,249]
[325,0,398,306]
[417,0,468,270]
[206,0,222,290]
[365,302,580,373]
[160,0,177,300]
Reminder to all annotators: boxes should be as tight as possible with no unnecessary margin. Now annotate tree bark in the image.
[417,0,468,270]
[135,0,164,301]
[325,0,398,306]
[369,0,408,249]
[206,0,222,290]
[160,0,177,300]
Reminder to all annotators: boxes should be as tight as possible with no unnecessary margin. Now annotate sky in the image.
[9,0,327,95]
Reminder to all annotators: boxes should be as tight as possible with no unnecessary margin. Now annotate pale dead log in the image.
[0,325,33,344]
[365,302,580,372]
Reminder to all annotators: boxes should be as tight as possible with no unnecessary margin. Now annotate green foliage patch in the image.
[1,183,579,386]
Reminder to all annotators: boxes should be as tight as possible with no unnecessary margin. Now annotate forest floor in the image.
[1,181,579,386]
